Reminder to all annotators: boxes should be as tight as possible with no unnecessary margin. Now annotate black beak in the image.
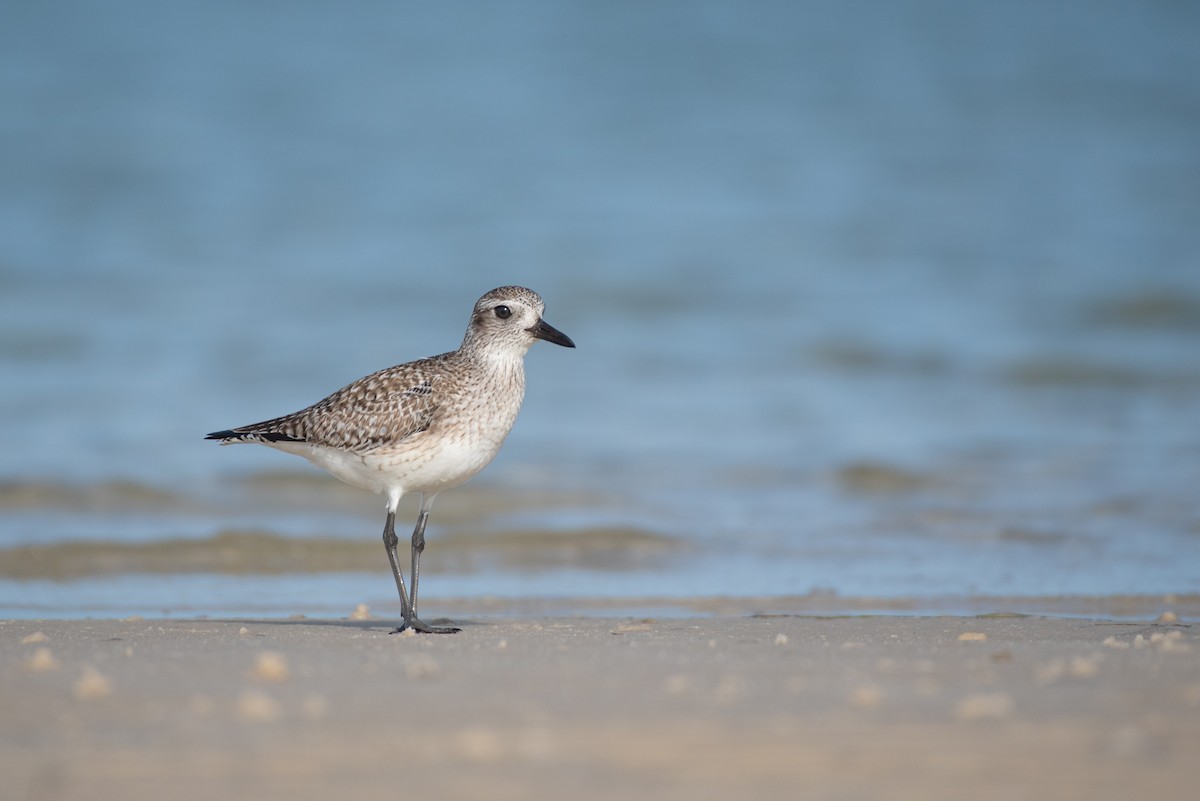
[528,318,576,348]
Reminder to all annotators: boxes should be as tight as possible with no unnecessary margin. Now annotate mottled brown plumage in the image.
[211,358,444,451]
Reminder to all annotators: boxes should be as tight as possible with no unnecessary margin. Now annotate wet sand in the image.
[3,614,1197,801]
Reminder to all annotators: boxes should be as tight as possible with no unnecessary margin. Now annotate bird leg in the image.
[382,510,414,628]
[404,497,460,634]
[382,495,458,635]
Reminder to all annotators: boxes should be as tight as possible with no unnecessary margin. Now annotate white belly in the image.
[268,428,506,499]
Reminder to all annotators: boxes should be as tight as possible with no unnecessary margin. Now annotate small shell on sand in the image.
[252,651,290,682]
[774,633,789,646]
[72,665,113,699]
[349,603,372,621]
[21,631,49,644]
[957,632,987,642]
[25,647,60,672]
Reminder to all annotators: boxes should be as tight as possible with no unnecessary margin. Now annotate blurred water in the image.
[2,1,1198,616]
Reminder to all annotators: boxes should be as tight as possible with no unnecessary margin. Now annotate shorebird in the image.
[206,286,575,633]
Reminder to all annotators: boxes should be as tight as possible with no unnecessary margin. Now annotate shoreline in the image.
[3,590,1197,623]
[4,614,1197,800]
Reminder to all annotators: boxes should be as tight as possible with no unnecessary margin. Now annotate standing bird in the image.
[206,286,575,633]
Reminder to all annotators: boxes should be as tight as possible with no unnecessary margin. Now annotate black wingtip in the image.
[206,428,305,443]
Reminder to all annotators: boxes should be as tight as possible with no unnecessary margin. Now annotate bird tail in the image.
[205,428,304,444]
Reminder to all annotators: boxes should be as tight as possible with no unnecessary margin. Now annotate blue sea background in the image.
[2,1,1198,617]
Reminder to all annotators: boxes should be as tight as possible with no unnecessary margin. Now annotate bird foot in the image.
[389,618,461,635]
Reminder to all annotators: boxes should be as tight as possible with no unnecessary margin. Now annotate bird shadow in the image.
[218,616,487,633]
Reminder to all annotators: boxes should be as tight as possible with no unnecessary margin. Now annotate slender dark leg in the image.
[405,495,460,634]
[382,494,457,635]
[409,508,430,619]
[382,510,413,630]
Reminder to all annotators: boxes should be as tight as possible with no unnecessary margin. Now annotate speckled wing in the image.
[206,356,448,452]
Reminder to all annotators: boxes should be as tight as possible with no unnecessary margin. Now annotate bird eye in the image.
[494,305,512,319]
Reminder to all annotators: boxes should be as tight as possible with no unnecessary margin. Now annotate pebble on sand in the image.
[349,603,372,621]
[21,631,49,644]
[957,632,987,642]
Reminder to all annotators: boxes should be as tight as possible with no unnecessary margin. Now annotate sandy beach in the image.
[4,613,1197,801]
[4,4,1200,800]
